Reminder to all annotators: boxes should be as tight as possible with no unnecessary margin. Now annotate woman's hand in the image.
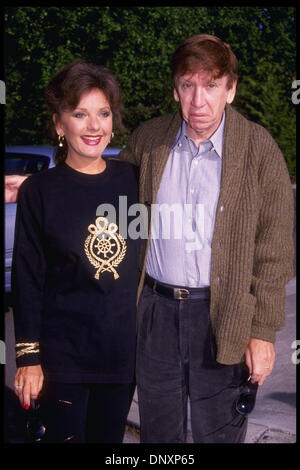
[14,365,44,409]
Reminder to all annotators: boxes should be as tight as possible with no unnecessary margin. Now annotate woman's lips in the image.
[81,135,102,145]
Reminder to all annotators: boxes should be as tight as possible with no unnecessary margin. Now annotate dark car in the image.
[5,145,121,302]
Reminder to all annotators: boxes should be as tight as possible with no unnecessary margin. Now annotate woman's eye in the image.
[182,83,191,89]
[101,111,110,118]
[74,112,85,118]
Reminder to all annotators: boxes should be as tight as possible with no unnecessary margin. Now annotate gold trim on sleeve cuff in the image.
[15,342,40,358]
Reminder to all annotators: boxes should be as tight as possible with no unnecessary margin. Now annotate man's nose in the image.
[191,86,205,107]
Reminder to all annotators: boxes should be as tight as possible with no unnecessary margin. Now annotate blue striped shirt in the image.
[145,112,225,287]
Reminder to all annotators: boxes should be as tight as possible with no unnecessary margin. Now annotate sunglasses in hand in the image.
[235,374,259,416]
[25,398,46,443]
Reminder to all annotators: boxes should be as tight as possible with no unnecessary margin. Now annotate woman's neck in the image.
[65,155,107,174]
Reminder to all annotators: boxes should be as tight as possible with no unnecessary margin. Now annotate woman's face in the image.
[54,87,113,163]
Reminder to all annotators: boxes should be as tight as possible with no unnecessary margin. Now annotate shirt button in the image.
[178,142,182,147]
[220,206,224,212]
[190,189,194,194]
[218,241,222,249]
[217,276,221,284]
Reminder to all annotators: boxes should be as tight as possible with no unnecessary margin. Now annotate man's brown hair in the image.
[171,34,238,89]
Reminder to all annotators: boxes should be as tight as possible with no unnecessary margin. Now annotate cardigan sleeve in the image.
[118,125,144,167]
[12,176,46,367]
[118,112,181,167]
[250,127,295,342]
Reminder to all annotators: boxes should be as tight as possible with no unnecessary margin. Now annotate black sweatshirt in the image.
[12,159,140,383]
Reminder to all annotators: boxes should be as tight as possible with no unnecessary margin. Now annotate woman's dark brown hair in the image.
[45,59,124,165]
[171,34,238,90]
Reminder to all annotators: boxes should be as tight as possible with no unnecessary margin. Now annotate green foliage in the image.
[235,60,296,180]
[4,6,296,179]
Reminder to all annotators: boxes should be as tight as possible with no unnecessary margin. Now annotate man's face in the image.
[174,70,237,144]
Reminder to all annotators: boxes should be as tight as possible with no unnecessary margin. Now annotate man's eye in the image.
[182,83,192,89]
[208,82,217,88]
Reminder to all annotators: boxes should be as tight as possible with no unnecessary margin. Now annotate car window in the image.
[5,153,50,175]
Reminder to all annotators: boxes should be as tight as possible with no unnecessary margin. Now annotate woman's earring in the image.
[58,135,65,147]
[111,132,114,140]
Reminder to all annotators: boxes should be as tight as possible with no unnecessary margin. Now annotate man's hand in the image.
[5,174,28,202]
[244,338,275,386]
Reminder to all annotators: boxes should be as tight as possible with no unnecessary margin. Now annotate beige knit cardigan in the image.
[119,104,294,365]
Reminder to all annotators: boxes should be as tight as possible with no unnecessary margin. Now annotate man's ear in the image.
[173,88,180,102]
[226,80,237,104]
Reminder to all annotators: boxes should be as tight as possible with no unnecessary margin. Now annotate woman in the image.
[12,59,139,443]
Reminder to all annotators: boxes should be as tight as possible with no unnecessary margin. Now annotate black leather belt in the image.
[144,274,210,301]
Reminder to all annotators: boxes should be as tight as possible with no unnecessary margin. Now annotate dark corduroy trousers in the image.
[136,284,248,443]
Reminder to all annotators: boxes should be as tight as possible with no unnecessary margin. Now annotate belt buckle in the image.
[176,288,190,300]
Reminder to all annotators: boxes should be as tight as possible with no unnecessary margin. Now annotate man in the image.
[118,34,294,443]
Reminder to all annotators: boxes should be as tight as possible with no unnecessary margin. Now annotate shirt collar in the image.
[174,111,225,159]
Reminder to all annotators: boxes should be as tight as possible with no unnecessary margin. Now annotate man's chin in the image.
[187,121,214,139]
[189,117,212,128]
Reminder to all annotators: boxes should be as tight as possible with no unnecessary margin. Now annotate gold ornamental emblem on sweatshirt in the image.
[84,216,126,280]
